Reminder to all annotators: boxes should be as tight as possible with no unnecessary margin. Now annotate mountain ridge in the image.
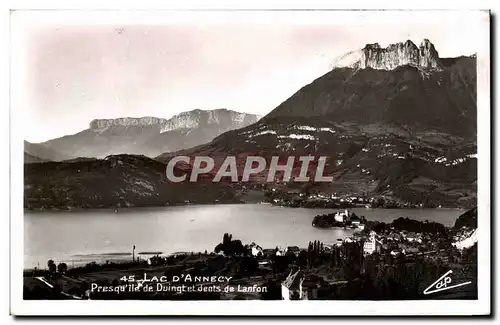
[39,109,261,159]
[265,55,476,138]
[25,39,477,209]
[24,140,72,162]
[88,109,261,132]
[333,39,443,71]
[155,48,477,208]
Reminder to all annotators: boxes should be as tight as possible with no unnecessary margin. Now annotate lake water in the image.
[24,204,464,269]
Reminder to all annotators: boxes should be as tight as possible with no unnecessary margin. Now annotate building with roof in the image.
[300,275,322,300]
[286,246,301,257]
[281,269,302,300]
[275,246,287,256]
[405,232,423,243]
[281,269,322,300]
[390,250,402,257]
[334,210,350,223]
[363,235,383,255]
[262,248,277,257]
[248,242,263,257]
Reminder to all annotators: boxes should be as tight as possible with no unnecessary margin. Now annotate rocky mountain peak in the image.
[334,39,443,71]
[44,109,262,159]
[159,109,261,133]
[88,109,261,132]
[418,39,442,68]
[89,117,167,129]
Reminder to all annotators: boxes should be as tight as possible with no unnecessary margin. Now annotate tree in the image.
[57,262,68,274]
[47,259,56,273]
[239,256,258,275]
[231,240,246,255]
[297,250,308,268]
[222,233,233,246]
[215,233,245,256]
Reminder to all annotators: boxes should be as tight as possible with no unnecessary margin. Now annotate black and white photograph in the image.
[9,8,491,316]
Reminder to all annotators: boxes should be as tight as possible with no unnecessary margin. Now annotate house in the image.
[286,246,301,256]
[300,275,322,300]
[334,210,350,223]
[390,250,402,257]
[351,219,365,230]
[281,269,302,300]
[282,269,322,300]
[275,246,287,256]
[262,248,277,257]
[251,246,263,257]
[322,244,333,252]
[402,247,419,255]
[363,235,383,255]
[406,233,422,243]
[387,233,402,241]
[248,242,263,257]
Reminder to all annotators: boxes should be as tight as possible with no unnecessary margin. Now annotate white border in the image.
[9,8,491,316]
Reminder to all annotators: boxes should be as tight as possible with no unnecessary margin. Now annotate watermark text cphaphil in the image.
[165,155,334,183]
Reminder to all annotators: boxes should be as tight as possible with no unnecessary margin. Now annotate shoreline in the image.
[23,206,467,270]
[24,202,466,213]
[23,248,285,272]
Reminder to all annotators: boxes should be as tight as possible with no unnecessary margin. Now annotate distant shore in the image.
[24,201,467,213]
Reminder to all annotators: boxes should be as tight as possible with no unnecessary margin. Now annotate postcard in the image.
[10,8,491,316]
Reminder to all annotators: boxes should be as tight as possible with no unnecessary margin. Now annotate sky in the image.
[18,12,486,142]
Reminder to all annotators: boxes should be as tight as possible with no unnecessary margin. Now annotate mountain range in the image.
[24,141,72,163]
[25,109,261,160]
[333,39,444,71]
[24,39,477,210]
[157,39,477,208]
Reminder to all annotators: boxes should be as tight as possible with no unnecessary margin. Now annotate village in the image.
[23,208,477,300]
[261,185,434,209]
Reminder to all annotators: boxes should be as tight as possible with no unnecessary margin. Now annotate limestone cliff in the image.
[334,39,443,71]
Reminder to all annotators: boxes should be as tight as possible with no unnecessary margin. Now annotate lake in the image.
[24,204,464,269]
